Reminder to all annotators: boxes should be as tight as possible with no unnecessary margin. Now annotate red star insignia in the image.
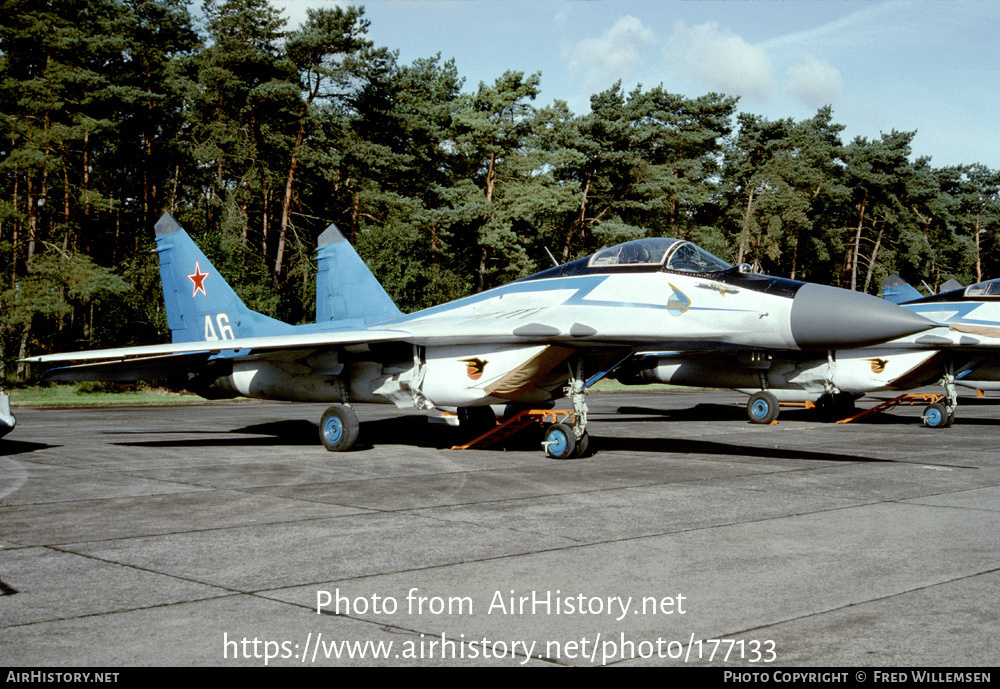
[188,261,210,298]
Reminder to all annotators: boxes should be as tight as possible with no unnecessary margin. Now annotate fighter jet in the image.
[0,391,14,439]
[23,213,932,457]
[883,276,1000,423]
[613,274,1000,428]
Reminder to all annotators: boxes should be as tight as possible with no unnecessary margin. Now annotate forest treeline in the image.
[2,0,1000,381]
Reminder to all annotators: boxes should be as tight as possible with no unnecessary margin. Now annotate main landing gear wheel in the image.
[319,405,360,451]
[922,402,954,429]
[747,390,779,424]
[458,406,497,438]
[817,392,856,420]
[544,423,577,460]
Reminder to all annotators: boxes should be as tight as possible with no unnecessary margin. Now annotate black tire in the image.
[574,430,591,458]
[319,405,360,451]
[832,392,857,417]
[817,392,857,421]
[544,423,577,459]
[747,391,779,424]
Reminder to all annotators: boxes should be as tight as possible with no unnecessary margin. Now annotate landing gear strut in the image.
[923,366,957,429]
[921,402,952,428]
[542,359,591,459]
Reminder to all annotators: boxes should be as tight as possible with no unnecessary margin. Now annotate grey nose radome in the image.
[790,283,933,350]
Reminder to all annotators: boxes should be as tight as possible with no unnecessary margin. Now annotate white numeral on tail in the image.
[204,313,235,341]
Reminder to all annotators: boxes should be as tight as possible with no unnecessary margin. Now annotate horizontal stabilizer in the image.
[41,352,213,383]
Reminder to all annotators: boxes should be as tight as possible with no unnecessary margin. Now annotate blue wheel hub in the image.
[548,429,568,455]
[751,399,770,419]
[324,416,344,443]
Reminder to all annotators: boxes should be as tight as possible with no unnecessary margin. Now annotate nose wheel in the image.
[922,402,954,428]
[542,358,592,459]
[923,366,958,429]
[543,423,590,459]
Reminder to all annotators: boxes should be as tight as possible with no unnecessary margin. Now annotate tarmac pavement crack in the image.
[700,564,1000,645]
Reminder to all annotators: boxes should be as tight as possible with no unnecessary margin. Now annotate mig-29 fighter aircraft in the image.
[613,274,1000,429]
[882,276,1000,423]
[24,213,932,458]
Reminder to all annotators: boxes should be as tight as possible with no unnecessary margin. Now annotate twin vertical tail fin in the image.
[881,274,924,304]
[154,213,400,342]
[315,224,402,328]
[154,213,294,344]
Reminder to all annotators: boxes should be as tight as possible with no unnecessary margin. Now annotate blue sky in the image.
[273,0,1000,169]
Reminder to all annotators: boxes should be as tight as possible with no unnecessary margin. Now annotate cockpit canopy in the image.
[517,236,735,284]
[964,279,1000,298]
[588,238,731,274]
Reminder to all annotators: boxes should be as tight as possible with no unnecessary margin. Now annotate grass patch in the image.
[4,379,694,406]
[7,383,203,406]
[588,379,695,392]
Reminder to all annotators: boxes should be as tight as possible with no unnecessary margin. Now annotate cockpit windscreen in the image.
[588,238,679,267]
[665,241,731,274]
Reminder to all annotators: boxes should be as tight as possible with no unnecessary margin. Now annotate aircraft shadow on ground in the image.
[114,419,328,448]
[0,439,57,455]
[594,435,890,463]
[615,402,1000,426]
[107,412,879,462]
[113,416,485,451]
[953,396,1000,407]
[106,400,997,452]
[614,403,853,424]
[615,403,746,421]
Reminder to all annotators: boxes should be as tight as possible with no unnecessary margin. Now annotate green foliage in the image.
[0,249,131,368]
[3,251,128,324]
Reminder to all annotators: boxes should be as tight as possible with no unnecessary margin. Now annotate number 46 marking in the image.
[204,313,235,341]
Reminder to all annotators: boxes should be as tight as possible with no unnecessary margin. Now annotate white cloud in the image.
[567,15,655,95]
[786,55,843,108]
[664,21,775,101]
